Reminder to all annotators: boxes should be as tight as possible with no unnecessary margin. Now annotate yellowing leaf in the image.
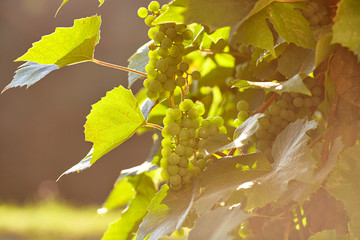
[16,15,101,68]
[56,0,105,16]
[84,86,145,163]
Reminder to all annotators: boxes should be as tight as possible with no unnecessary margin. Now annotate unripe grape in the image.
[146,89,159,100]
[165,66,177,77]
[175,145,186,156]
[179,129,189,140]
[198,127,209,138]
[137,7,148,18]
[168,153,180,165]
[178,157,189,168]
[234,119,242,128]
[195,104,205,115]
[160,158,169,169]
[209,125,220,136]
[168,122,181,136]
[269,104,280,115]
[179,62,189,72]
[149,80,162,92]
[161,169,171,181]
[236,100,249,111]
[148,1,160,12]
[184,147,193,158]
[161,138,172,148]
[165,22,176,28]
[286,110,296,122]
[161,147,172,158]
[175,24,186,33]
[293,97,304,108]
[191,71,201,80]
[182,29,193,40]
[259,117,271,130]
[179,99,194,112]
[145,15,156,26]
[279,109,288,119]
[276,99,287,109]
[158,47,168,57]
[213,116,224,127]
[164,80,176,91]
[148,27,158,39]
[237,111,249,122]
[168,165,179,175]
[175,76,186,87]
[143,78,151,88]
[173,34,183,44]
[270,115,281,126]
[169,108,182,120]
[188,108,199,119]
[187,138,196,147]
[157,72,167,82]
[178,167,188,176]
[169,45,181,57]
[147,68,158,79]
[161,37,173,49]
[304,98,313,108]
[156,59,168,72]
[281,93,292,103]
[165,27,177,39]
[182,173,192,184]
[154,31,165,43]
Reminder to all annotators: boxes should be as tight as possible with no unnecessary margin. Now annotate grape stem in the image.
[215,151,227,157]
[181,88,185,102]
[144,122,163,131]
[91,58,147,77]
[228,148,236,156]
[254,93,279,114]
[184,74,190,94]
[169,91,175,108]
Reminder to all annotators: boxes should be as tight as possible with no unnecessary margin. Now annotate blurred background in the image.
[0,0,166,239]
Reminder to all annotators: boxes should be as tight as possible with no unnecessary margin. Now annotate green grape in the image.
[263,110,271,119]
[168,122,181,136]
[175,76,186,87]
[202,119,211,128]
[146,89,159,100]
[270,115,281,126]
[286,110,296,122]
[147,68,158,79]
[148,1,160,12]
[164,80,176,91]
[280,120,289,129]
[191,71,201,80]
[161,37,173,49]
[148,27,159,40]
[187,138,196,147]
[175,145,186,156]
[179,62,189,72]
[175,24,186,33]
[276,99,287,109]
[154,31,165,43]
[179,139,189,146]
[234,119,242,128]
[156,59,168,72]
[178,157,189,167]
[157,72,167,82]
[213,116,224,127]
[209,125,220,136]
[161,169,170,181]
[184,147,193,158]
[312,96,321,106]
[178,167,188,177]
[163,116,174,127]
[165,66,177,77]
[188,108,199,119]
[187,128,196,138]
[198,127,209,138]
[183,118,193,128]
[161,138,172,148]
[269,104,280,115]
[179,99,194,112]
[173,55,183,64]
[158,47,168,57]
[160,158,169,170]
[281,93,293,103]
[255,129,268,139]
[143,78,151,88]
[161,4,169,12]
[279,109,288,119]
[168,165,179,175]
[165,27,177,39]
[195,104,205,115]
[171,183,182,191]
[145,63,155,73]
[161,147,172,158]
[137,7,148,18]
[168,153,180,164]
[197,159,206,170]
[182,173,192,184]
[293,97,304,108]
[237,111,249,122]
[236,100,249,111]
[164,56,176,66]
[148,57,158,67]
[267,124,277,134]
[149,80,162,92]
[169,45,181,57]
[162,127,171,138]
[257,139,271,151]
[182,29,193,40]
[173,34,183,44]
[304,98,313,108]
[145,15,156,27]
[169,108,182,120]
[175,43,185,53]
[179,129,189,140]
[259,117,270,130]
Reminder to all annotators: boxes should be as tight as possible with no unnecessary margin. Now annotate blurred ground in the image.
[0,0,166,204]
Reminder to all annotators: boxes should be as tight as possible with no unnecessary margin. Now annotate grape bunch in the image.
[160,99,227,190]
[234,100,250,128]
[301,1,330,28]
[137,1,201,101]
[253,78,322,158]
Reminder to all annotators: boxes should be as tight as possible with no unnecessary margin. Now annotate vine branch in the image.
[91,58,147,77]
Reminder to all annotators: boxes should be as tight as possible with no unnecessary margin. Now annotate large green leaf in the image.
[16,15,101,67]
[102,178,136,212]
[196,153,273,213]
[327,145,360,238]
[243,119,317,210]
[188,205,249,240]
[153,0,257,32]
[136,184,199,240]
[56,0,105,16]
[102,174,156,240]
[84,86,145,163]
[332,0,360,61]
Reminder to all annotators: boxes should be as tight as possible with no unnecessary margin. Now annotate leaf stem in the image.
[169,91,175,108]
[144,122,163,131]
[91,58,147,77]
[215,151,227,157]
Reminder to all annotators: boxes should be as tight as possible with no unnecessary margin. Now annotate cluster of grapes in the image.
[234,100,250,128]
[137,1,201,100]
[253,79,322,158]
[160,99,226,190]
[301,1,330,28]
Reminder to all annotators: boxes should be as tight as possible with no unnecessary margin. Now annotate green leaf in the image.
[56,0,105,16]
[188,205,249,240]
[233,74,311,95]
[327,145,360,238]
[2,62,59,93]
[196,153,273,213]
[315,31,336,67]
[154,0,257,32]
[307,230,349,240]
[127,41,150,88]
[332,0,360,61]
[233,8,275,56]
[137,184,199,240]
[244,119,317,210]
[102,174,156,240]
[84,86,145,163]
[247,0,275,18]
[102,178,136,211]
[16,15,101,68]
[269,3,315,49]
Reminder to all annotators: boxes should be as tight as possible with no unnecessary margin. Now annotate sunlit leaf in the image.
[56,0,105,16]
[128,41,150,88]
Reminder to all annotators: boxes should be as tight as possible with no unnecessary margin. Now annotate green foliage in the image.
[6,0,360,239]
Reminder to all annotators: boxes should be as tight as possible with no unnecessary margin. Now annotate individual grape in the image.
[146,89,159,100]
[169,108,182,120]
[168,122,181,136]
[234,119,242,128]
[161,146,172,158]
[156,59,168,72]
[237,111,249,122]
[279,109,288,119]
[213,116,224,127]
[149,80,161,92]
[270,115,281,126]
[148,43,157,51]
[209,125,220,136]
[184,147,193,158]
[143,78,151,88]
[175,76,186,87]
[163,116,174,127]
[269,104,280,115]
[267,124,277,134]
[179,99,194,112]
[158,47,168,57]
[145,15,156,27]
[259,117,271,130]
[255,129,269,139]
[137,7,148,18]
[173,55,183,64]
[236,100,249,111]
[165,27,177,39]
[161,138,172,148]
[175,24,186,33]
[147,68,158,79]
[148,1,160,12]
[197,159,207,170]
[195,104,205,116]
[148,58,158,67]
[182,29,194,40]
[161,169,171,181]
[175,43,185,53]
[164,80,176,91]
[182,173,192,184]
[191,71,201,80]
[304,98,313,108]
[148,49,159,58]
[178,157,189,168]
[286,110,296,122]
[168,153,180,165]
[187,138,196,147]
[161,37,173,49]
[188,108,199,119]
[170,175,182,186]
[173,34,183,44]
[276,99,287,109]
[168,164,179,175]
[165,22,176,28]
[169,45,181,57]
[179,62,189,72]
[148,27,158,39]
[282,93,293,103]
[175,145,186,156]
[157,72,167,82]
[179,129,189,140]
[154,31,165,43]
[293,97,304,108]
[165,66,177,77]
[178,167,188,176]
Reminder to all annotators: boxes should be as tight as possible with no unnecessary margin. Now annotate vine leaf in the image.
[327,145,360,238]
[136,183,199,240]
[102,177,136,211]
[243,119,317,210]
[233,74,311,96]
[307,230,349,240]
[56,0,105,16]
[84,86,145,164]
[153,0,257,32]
[2,62,59,93]
[188,205,249,240]
[196,153,273,213]
[332,0,360,61]
[127,41,150,88]
[102,174,157,240]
